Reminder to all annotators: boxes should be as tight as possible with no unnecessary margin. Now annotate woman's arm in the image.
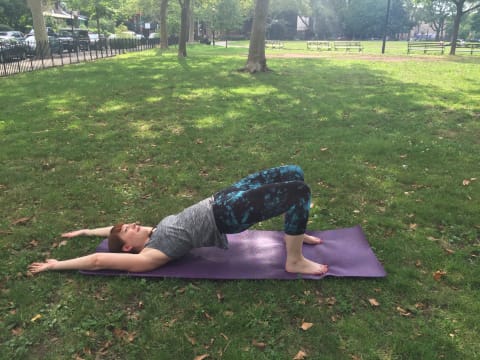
[61,226,113,238]
[29,249,171,274]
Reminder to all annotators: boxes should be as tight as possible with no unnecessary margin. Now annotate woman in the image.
[29,165,328,276]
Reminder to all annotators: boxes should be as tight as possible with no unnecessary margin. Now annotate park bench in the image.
[265,40,284,49]
[333,41,363,52]
[307,40,331,51]
[454,42,480,55]
[407,41,445,54]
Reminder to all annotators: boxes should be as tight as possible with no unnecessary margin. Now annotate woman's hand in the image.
[28,259,58,274]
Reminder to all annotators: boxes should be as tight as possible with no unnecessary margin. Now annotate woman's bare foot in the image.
[303,234,322,245]
[285,257,328,275]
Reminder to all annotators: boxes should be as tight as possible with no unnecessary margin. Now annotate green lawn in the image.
[1,45,479,359]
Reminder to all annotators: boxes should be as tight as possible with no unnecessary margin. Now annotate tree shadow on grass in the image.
[0,50,477,359]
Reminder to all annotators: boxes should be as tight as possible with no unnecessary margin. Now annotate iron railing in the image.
[0,38,161,77]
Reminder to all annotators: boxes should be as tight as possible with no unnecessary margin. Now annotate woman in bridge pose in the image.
[29,165,327,276]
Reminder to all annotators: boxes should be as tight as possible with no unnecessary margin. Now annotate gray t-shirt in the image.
[145,197,228,259]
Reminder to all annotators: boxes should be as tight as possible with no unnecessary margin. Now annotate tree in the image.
[178,0,191,57]
[160,0,169,48]
[0,0,31,31]
[216,0,243,46]
[241,0,269,73]
[419,0,455,40]
[449,0,480,54]
[467,9,480,37]
[27,0,50,56]
[344,0,389,39]
[188,0,195,42]
[388,0,416,38]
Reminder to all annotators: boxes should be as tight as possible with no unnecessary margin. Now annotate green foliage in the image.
[0,45,479,359]
[0,0,31,31]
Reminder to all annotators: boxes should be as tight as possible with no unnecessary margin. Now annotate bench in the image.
[454,42,480,55]
[265,40,284,49]
[307,41,331,51]
[333,41,363,52]
[407,41,445,54]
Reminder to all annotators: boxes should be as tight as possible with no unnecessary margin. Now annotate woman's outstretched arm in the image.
[28,249,171,275]
[61,226,113,238]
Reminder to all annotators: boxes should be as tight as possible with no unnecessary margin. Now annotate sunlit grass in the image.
[0,45,479,359]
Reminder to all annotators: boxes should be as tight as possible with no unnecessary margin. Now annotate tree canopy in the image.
[4,0,480,47]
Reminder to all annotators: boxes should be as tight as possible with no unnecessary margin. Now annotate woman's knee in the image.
[295,181,310,199]
[283,165,304,181]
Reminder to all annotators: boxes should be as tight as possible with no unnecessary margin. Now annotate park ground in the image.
[0,42,479,359]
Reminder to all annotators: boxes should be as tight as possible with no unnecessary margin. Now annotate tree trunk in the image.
[178,0,190,57]
[160,0,169,49]
[188,0,195,43]
[241,0,269,73]
[449,2,463,55]
[27,0,50,57]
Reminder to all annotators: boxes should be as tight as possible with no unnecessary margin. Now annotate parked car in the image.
[24,34,63,56]
[0,31,25,43]
[59,28,90,51]
[56,29,76,52]
[28,27,57,37]
[88,33,107,50]
[148,32,160,39]
[0,37,27,62]
[108,31,136,40]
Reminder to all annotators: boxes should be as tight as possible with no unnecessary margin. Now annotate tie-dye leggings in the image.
[212,165,311,236]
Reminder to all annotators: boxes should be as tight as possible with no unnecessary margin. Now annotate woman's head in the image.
[108,223,125,252]
[108,222,153,253]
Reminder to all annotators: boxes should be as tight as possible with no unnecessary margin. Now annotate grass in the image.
[231,39,479,57]
[1,43,479,359]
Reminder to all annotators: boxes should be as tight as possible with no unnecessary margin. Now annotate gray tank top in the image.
[145,197,228,259]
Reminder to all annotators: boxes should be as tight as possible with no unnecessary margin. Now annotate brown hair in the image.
[107,223,125,252]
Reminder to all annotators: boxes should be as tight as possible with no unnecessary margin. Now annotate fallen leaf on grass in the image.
[185,334,197,345]
[252,339,266,350]
[433,270,447,281]
[31,314,42,322]
[368,298,380,307]
[194,354,209,360]
[113,328,136,343]
[11,327,23,336]
[293,350,307,359]
[331,315,340,322]
[203,311,213,321]
[97,340,113,355]
[396,306,412,317]
[12,217,31,225]
[300,321,313,331]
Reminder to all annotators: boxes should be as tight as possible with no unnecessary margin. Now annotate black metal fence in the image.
[0,38,161,77]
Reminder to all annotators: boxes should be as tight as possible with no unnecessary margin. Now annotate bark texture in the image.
[242,0,269,73]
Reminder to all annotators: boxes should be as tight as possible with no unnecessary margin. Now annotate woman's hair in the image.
[108,223,125,252]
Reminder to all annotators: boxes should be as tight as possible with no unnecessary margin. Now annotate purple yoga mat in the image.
[80,225,386,280]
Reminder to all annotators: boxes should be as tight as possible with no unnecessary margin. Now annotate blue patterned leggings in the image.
[212,165,311,235]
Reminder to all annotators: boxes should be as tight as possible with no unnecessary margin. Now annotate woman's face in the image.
[119,223,151,250]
